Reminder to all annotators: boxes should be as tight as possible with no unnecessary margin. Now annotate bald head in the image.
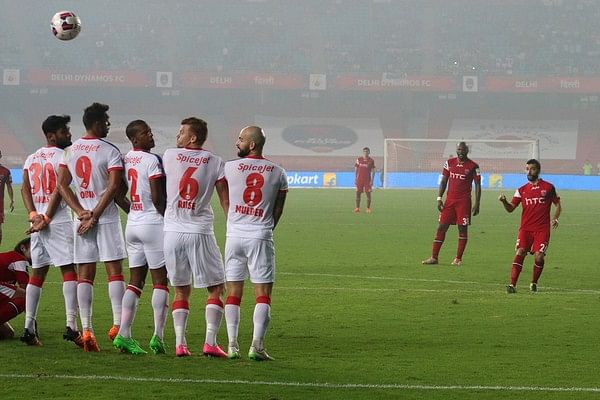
[237,126,266,157]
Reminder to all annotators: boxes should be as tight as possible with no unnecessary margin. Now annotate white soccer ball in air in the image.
[51,11,81,41]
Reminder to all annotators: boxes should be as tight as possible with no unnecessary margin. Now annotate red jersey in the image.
[443,157,480,200]
[511,179,559,231]
[355,157,375,182]
[0,251,29,287]
[0,164,11,213]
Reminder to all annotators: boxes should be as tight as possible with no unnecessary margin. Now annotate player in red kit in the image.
[499,159,561,293]
[354,147,375,213]
[0,149,15,246]
[422,142,481,266]
[0,238,31,341]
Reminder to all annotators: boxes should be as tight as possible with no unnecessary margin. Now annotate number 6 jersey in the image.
[162,147,225,234]
[23,146,72,223]
[224,156,288,240]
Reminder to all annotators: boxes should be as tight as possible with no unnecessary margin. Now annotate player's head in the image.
[363,147,370,157]
[526,159,541,182]
[237,126,266,157]
[126,120,154,151]
[83,102,110,138]
[456,142,469,161]
[14,237,31,263]
[0,149,2,160]
[177,117,207,149]
[42,115,72,149]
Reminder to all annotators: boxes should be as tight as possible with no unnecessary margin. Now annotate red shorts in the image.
[516,229,551,254]
[439,197,471,226]
[356,181,372,193]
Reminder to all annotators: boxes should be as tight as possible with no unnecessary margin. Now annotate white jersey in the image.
[23,146,72,224]
[60,137,124,224]
[224,156,288,240]
[124,149,164,226]
[163,147,225,234]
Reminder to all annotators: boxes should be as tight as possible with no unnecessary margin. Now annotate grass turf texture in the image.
[0,187,599,400]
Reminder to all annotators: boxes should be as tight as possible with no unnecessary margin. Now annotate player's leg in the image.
[354,188,362,212]
[365,184,372,213]
[98,221,127,341]
[453,225,468,265]
[172,285,192,357]
[530,231,550,292]
[0,322,14,339]
[247,239,275,361]
[149,266,169,354]
[224,237,248,358]
[164,231,192,356]
[423,223,450,265]
[194,233,227,358]
[113,264,147,355]
[23,265,48,343]
[0,220,3,245]
[4,286,32,344]
[507,231,531,293]
[453,201,472,264]
[59,264,81,346]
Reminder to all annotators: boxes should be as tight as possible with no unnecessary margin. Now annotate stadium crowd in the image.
[2,0,600,75]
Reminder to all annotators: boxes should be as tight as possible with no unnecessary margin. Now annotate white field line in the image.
[38,271,600,295]
[0,373,599,393]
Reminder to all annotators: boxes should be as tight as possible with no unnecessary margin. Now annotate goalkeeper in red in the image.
[499,159,561,293]
[422,142,481,266]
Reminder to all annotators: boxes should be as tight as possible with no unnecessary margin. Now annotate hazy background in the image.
[1,0,600,176]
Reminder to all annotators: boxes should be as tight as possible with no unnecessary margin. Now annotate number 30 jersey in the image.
[23,146,71,224]
[60,137,124,224]
[224,156,288,240]
[162,147,225,234]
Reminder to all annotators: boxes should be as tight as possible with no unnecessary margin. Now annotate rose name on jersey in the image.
[178,200,196,210]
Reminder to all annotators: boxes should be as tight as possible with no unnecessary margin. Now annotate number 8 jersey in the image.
[162,147,225,234]
[224,156,288,240]
[23,146,71,223]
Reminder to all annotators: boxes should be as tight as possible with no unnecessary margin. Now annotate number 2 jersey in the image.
[60,137,124,224]
[511,179,560,231]
[123,149,164,226]
[23,146,72,224]
[162,147,225,234]
[224,156,288,240]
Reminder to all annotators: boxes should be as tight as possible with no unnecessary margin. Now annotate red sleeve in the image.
[15,271,29,288]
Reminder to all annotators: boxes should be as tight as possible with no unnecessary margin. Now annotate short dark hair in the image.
[527,159,541,170]
[363,147,370,152]
[181,117,208,146]
[83,102,109,130]
[14,237,31,255]
[125,120,148,141]
[42,115,71,137]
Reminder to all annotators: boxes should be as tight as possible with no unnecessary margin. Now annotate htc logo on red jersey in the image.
[524,197,547,205]
[449,172,467,180]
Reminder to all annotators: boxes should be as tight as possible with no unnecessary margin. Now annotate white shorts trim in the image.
[31,222,74,268]
[164,231,224,288]
[125,223,165,269]
[225,237,275,284]
[74,221,127,264]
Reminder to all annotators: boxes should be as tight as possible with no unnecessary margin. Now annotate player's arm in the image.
[7,175,14,212]
[498,193,517,213]
[114,178,130,214]
[272,190,287,230]
[21,169,44,232]
[551,199,562,229]
[472,176,481,216]
[215,179,229,218]
[370,163,375,185]
[437,175,448,211]
[56,165,86,217]
[150,176,166,216]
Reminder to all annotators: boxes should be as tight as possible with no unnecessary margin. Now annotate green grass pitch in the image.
[0,187,599,400]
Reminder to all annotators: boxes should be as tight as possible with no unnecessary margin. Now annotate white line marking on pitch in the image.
[0,373,598,393]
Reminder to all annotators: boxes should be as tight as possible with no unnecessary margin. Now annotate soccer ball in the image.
[51,11,81,41]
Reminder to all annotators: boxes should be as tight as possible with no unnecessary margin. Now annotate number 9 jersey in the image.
[224,156,288,240]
